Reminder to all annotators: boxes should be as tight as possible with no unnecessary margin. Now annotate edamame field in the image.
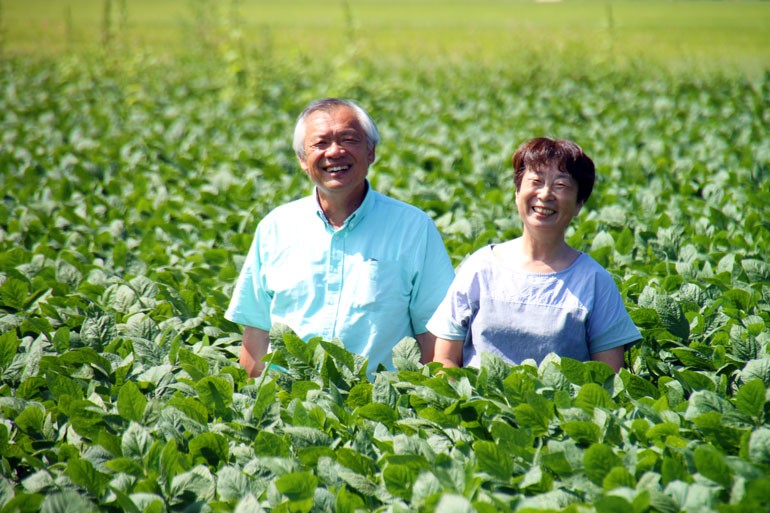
[1,1,769,512]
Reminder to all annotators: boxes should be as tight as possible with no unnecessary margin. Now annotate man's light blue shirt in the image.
[225,183,455,374]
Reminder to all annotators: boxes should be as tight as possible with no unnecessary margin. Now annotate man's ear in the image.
[299,156,309,172]
[368,147,376,165]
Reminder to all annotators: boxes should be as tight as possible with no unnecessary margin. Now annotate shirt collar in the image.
[314,180,374,232]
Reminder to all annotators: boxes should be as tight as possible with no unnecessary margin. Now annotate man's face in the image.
[299,106,375,198]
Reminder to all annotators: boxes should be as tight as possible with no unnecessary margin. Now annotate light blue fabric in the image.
[426,245,640,367]
[225,183,455,374]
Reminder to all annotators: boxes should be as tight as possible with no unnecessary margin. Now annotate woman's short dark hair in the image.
[512,137,595,205]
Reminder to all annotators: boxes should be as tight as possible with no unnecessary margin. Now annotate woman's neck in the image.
[494,236,579,273]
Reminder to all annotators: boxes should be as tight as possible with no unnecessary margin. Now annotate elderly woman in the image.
[427,137,640,372]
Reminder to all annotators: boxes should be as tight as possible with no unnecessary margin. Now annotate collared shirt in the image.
[427,245,641,367]
[225,183,455,373]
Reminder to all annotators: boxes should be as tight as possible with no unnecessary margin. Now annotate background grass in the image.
[3,0,770,76]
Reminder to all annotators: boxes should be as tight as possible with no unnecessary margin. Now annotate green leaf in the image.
[39,490,95,513]
[575,383,613,411]
[121,422,152,460]
[0,331,20,370]
[584,443,622,486]
[167,396,208,425]
[562,420,602,445]
[45,372,84,401]
[748,428,770,465]
[117,381,147,423]
[603,466,636,491]
[734,379,766,420]
[473,440,514,480]
[383,464,416,500]
[275,471,317,502]
[170,465,216,504]
[254,431,290,458]
[741,258,770,283]
[0,278,30,310]
[355,403,398,427]
[694,445,732,488]
[189,432,229,467]
[671,347,714,370]
[595,496,633,513]
[334,486,366,513]
[195,375,233,418]
[654,295,690,339]
[392,336,422,371]
[623,372,660,399]
[65,458,110,497]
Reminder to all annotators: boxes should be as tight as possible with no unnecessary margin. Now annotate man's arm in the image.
[591,346,625,373]
[240,326,270,377]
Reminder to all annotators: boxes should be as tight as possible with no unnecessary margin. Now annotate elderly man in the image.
[226,98,455,377]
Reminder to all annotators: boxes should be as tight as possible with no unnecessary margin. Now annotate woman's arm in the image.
[433,337,464,368]
[591,346,625,373]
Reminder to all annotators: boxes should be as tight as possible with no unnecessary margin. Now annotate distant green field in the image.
[3,0,770,75]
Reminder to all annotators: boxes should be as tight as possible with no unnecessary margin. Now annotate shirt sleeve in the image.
[425,253,480,341]
[407,217,457,335]
[224,223,273,330]
[587,270,641,353]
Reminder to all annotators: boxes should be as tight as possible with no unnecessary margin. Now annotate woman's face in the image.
[516,164,583,238]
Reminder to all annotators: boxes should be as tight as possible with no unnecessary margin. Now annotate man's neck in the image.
[317,182,368,229]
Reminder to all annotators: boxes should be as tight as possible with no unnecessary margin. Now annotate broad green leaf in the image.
[355,403,398,427]
[562,420,602,445]
[170,465,216,504]
[65,458,110,497]
[117,381,147,423]
[0,331,20,370]
[575,383,613,411]
[739,358,770,386]
[741,258,770,283]
[275,471,317,502]
[434,494,474,513]
[685,390,734,419]
[623,372,660,399]
[734,379,766,419]
[121,422,152,460]
[473,440,513,480]
[392,336,422,371]
[336,448,377,475]
[166,396,208,425]
[584,443,622,486]
[383,464,416,500]
[670,347,713,370]
[595,495,633,513]
[195,375,233,418]
[39,490,95,513]
[45,372,83,401]
[189,432,229,467]
[254,431,291,458]
[693,445,732,488]
[334,486,366,513]
[514,403,550,437]
[320,340,356,371]
[0,278,30,310]
[603,466,636,491]
[748,428,770,465]
[654,295,690,339]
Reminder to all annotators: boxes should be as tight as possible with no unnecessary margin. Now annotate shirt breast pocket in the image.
[350,259,409,309]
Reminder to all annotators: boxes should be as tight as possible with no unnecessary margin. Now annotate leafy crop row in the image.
[1,53,769,512]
